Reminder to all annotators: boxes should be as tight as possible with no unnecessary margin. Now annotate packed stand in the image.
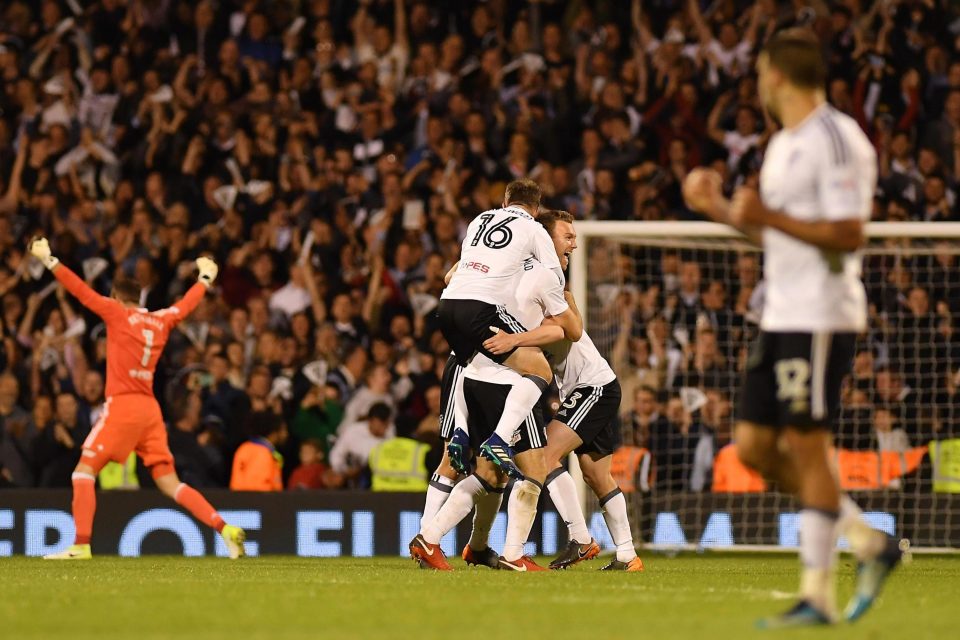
[0,0,958,493]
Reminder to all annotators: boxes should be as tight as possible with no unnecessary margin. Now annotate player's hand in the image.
[28,236,60,270]
[682,168,723,216]
[483,327,520,355]
[196,256,218,287]
[729,187,767,227]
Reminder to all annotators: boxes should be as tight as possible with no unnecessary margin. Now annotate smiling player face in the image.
[551,220,577,270]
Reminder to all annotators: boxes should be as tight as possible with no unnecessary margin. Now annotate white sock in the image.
[421,474,485,544]
[503,479,542,561]
[799,509,839,617]
[546,469,591,544]
[421,474,455,530]
[837,494,884,561]
[468,487,504,551]
[600,488,636,562]
[492,375,547,442]
[452,368,469,436]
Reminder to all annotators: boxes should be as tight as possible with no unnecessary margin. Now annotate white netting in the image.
[573,222,960,551]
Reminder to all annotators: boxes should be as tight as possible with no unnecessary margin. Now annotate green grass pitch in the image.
[2,553,958,639]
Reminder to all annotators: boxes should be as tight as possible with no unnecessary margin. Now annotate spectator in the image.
[287,440,331,491]
[230,411,287,492]
[328,402,394,488]
[34,393,89,487]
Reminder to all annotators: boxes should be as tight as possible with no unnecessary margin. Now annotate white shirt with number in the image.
[758,104,876,332]
[441,205,563,307]
[466,260,616,398]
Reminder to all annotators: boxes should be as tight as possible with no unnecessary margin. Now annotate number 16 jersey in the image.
[441,205,562,307]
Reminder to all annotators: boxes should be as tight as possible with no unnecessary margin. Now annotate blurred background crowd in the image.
[0,0,958,493]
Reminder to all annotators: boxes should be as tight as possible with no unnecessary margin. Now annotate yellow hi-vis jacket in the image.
[930,439,960,493]
[369,437,429,492]
[98,452,140,490]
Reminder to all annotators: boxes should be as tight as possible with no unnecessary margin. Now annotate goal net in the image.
[570,221,960,552]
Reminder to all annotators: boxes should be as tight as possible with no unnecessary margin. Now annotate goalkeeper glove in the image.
[196,256,218,287]
[28,237,60,270]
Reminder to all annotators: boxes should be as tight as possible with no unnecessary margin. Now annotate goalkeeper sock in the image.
[546,468,591,544]
[837,494,885,561]
[492,375,547,443]
[71,472,97,545]
[799,508,838,617]
[421,474,455,530]
[422,474,486,545]
[503,479,542,561]
[174,483,225,532]
[468,486,504,551]
[600,488,637,562]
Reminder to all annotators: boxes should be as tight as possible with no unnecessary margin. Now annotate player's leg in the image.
[542,421,597,568]
[462,457,507,569]
[43,459,101,560]
[780,426,841,622]
[422,447,459,530]
[139,414,246,559]
[488,345,551,446]
[44,399,131,560]
[733,421,800,492]
[499,411,548,571]
[439,355,471,475]
[412,377,504,570]
[579,453,643,571]
[413,461,505,570]
[759,332,857,627]
[424,358,464,526]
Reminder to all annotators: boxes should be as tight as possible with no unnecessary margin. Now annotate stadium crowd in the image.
[0,0,959,492]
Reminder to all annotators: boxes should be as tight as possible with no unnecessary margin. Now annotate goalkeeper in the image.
[29,237,247,560]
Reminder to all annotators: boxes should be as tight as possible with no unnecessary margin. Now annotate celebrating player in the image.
[483,210,643,572]
[682,29,901,626]
[410,211,584,571]
[437,179,574,480]
[30,237,246,560]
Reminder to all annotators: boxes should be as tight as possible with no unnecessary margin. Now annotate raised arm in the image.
[29,237,121,319]
[688,0,714,45]
[161,257,218,327]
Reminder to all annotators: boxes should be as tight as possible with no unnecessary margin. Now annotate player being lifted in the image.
[413,209,582,571]
[683,29,902,626]
[437,179,570,480]
[412,212,640,572]
[30,238,247,560]
[484,210,643,572]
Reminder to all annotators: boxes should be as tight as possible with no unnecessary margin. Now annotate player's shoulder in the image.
[522,258,563,290]
[804,105,873,166]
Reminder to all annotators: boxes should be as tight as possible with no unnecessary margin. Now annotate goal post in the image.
[569,221,960,553]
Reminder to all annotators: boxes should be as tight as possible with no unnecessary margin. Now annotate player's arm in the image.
[728,153,867,252]
[730,192,864,252]
[483,271,582,354]
[682,169,762,245]
[162,257,218,326]
[29,237,120,319]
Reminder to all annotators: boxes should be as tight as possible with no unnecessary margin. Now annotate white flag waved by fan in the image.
[680,387,708,415]
[302,360,329,387]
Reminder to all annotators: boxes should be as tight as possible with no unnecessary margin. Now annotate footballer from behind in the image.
[29,237,246,560]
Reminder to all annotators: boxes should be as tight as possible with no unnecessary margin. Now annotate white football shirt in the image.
[758,104,876,332]
[441,205,563,306]
[465,260,615,397]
